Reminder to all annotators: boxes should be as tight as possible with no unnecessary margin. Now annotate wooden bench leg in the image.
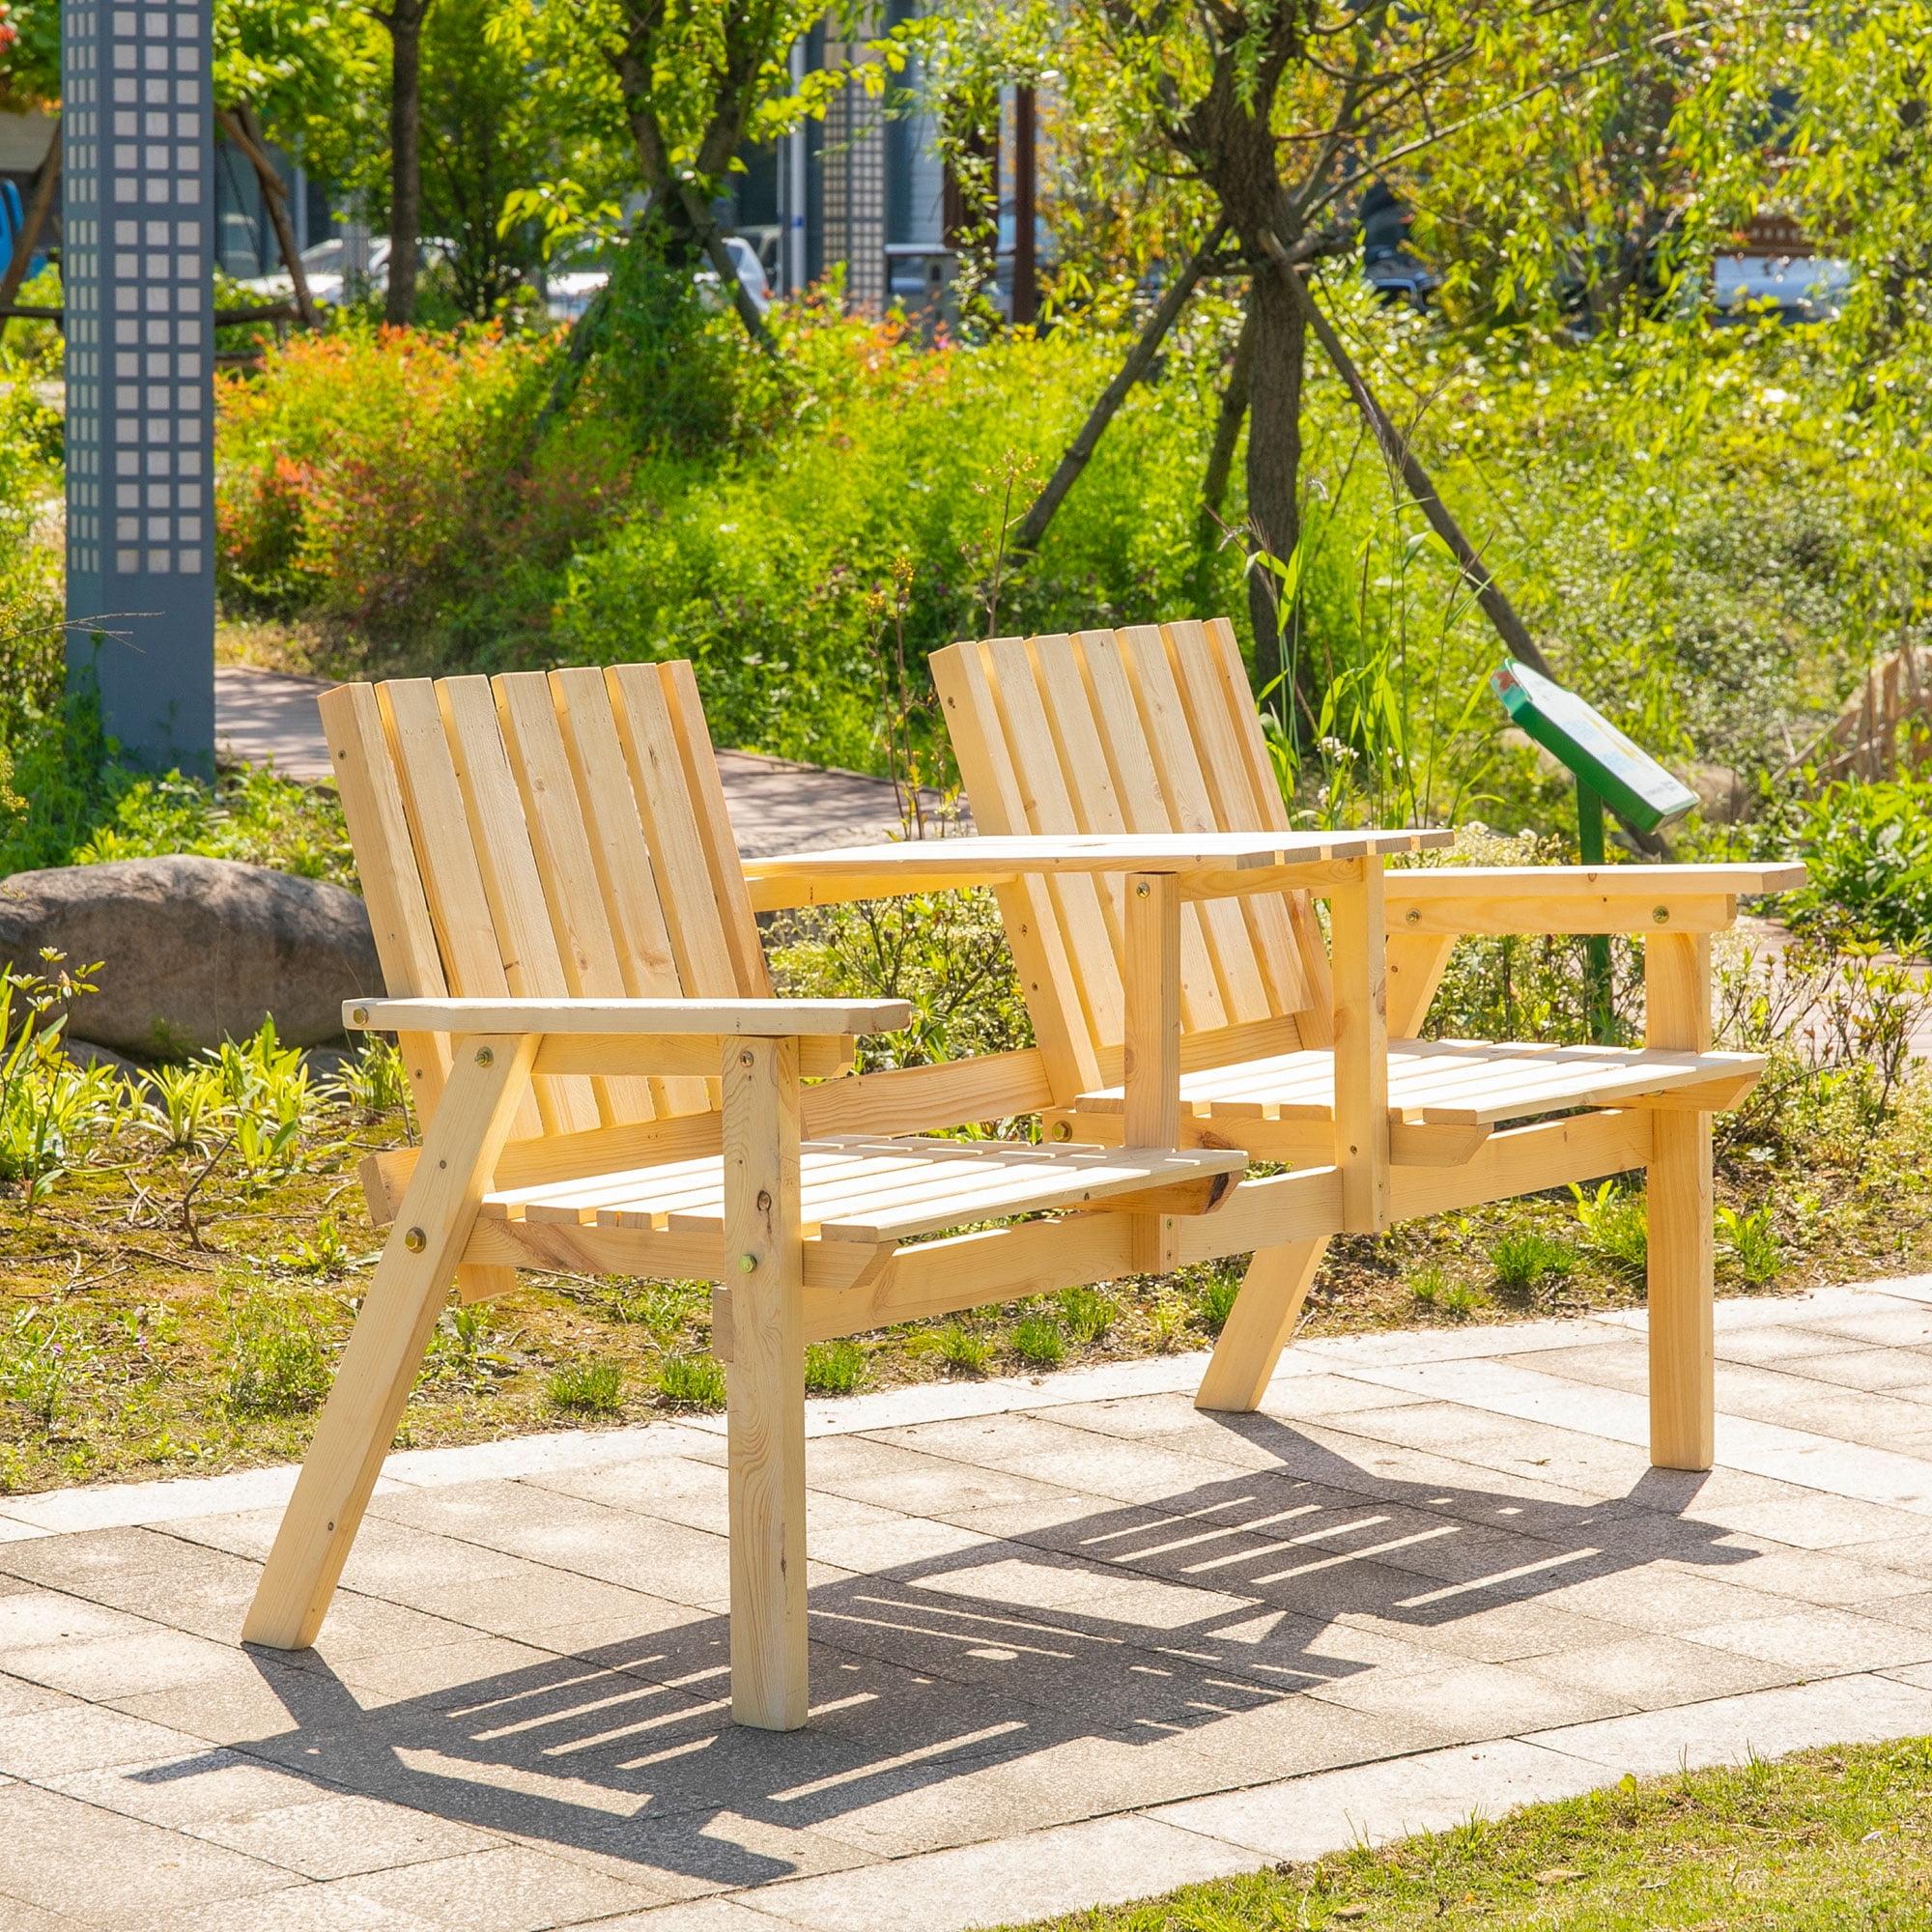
[1646,933,1715,1471]
[1195,1238,1329,1412]
[724,1038,809,1730]
[244,1035,536,1650]
[1647,1108,1715,1469]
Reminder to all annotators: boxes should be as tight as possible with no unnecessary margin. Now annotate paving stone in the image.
[0,1697,214,1777]
[793,1435,1093,1520]
[1525,1669,1932,1776]
[123,1883,444,1931]
[1707,1322,1871,1367]
[111,1649,355,1747]
[0,1781,296,1923]
[0,1587,155,1652]
[1151,1736,1615,1860]
[0,1669,71,1716]
[1661,1543,1930,1608]
[749,1811,1252,1932]
[560,1901,812,1932]
[1776,1346,1932,1395]
[1309,1653,1634,1744]
[46,1745,338,1833]
[509,1804,876,1896]
[5,1624,257,1700]
[1680,1606,1932,1674]
[1336,1598,1638,1665]
[866,1412,1245,1508]
[0,1893,92,1932]
[338,1844,678,1931]
[1515,1632,1797,1706]
[0,1528,263,1641]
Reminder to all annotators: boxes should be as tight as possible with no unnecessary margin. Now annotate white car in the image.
[544,234,772,322]
[236,235,455,308]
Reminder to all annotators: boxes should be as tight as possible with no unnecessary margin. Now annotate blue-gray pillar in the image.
[62,0,216,779]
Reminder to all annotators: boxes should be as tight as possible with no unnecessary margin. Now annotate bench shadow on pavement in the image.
[188,1417,1745,1889]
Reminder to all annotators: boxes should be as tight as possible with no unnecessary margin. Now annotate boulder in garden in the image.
[0,856,382,1056]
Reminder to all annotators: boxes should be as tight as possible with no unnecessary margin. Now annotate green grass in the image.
[1006,1738,1932,1930]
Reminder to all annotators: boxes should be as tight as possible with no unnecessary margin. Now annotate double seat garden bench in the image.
[244,636,1801,1732]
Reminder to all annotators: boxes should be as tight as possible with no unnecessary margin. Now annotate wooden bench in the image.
[244,661,1420,1731]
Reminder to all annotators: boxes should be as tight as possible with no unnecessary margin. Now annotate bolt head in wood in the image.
[738,1253,757,1273]
[351,1006,369,1026]
[1051,1120,1071,1141]
[1652,905,1670,924]
[739,1049,754,1066]
[1134,881,1151,898]
[1405,907,1421,926]
[403,1227,427,1253]
[474,1045,495,1066]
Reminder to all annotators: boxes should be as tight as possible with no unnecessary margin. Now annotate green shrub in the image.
[1438,1281,1490,1321]
[1717,1202,1782,1287]
[1193,1272,1241,1334]
[1573,1179,1649,1276]
[547,1358,624,1415]
[223,1295,332,1416]
[655,1351,726,1409]
[935,1322,994,1376]
[1488,1229,1578,1295]
[1409,1265,1449,1308]
[1059,1285,1120,1345]
[804,1339,867,1394]
[1789,775,1932,954]
[1009,1314,1066,1368]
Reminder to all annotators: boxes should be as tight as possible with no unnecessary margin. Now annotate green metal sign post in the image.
[1491,659,1698,1043]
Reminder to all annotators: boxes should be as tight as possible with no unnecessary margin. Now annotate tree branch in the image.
[1009,219,1229,556]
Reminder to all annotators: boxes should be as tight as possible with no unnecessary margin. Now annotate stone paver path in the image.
[215,666,946,857]
[8,1281,1932,1929]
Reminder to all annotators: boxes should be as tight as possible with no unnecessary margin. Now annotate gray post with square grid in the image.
[62,0,215,778]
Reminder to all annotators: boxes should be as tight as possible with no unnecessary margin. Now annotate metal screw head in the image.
[403,1227,427,1253]
[739,1049,754,1067]
[474,1045,495,1066]
[738,1253,757,1273]
[351,1006,370,1026]
[1051,1120,1071,1142]
[1404,907,1422,926]
[1133,881,1151,898]
[1652,905,1671,924]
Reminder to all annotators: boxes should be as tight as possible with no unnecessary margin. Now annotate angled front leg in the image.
[723,1037,808,1730]
[244,1035,537,1649]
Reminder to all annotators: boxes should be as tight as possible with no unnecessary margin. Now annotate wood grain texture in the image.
[1645,931,1716,1471]
[244,1036,538,1648]
[722,1037,808,1729]
[1328,859,1390,1233]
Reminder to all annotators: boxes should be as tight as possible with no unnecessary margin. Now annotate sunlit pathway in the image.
[214,664,948,856]
[5,1279,1932,1930]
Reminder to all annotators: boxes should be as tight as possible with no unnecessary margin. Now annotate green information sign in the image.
[1492,658,1697,836]
[1491,657,1698,1044]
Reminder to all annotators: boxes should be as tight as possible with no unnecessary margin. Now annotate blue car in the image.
[0,178,49,286]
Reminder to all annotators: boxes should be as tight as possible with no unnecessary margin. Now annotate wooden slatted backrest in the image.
[932,619,1334,1099]
[319,660,768,1142]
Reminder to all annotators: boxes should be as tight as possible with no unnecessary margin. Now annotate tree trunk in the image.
[384,1,428,327]
[218,106,321,330]
[1243,260,1305,699]
[0,115,60,335]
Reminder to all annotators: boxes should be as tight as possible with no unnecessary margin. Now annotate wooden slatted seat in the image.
[1072,1039,1764,1129]
[484,1135,1243,1242]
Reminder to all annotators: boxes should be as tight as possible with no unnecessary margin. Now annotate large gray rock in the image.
[0,856,383,1056]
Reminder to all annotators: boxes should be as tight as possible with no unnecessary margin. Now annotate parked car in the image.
[236,234,456,308]
[544,233,772,322]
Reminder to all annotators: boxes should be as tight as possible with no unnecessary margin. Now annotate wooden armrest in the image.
[1383,863,1804,937]
[747,830,1449,912]
[344,996,912,1037]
